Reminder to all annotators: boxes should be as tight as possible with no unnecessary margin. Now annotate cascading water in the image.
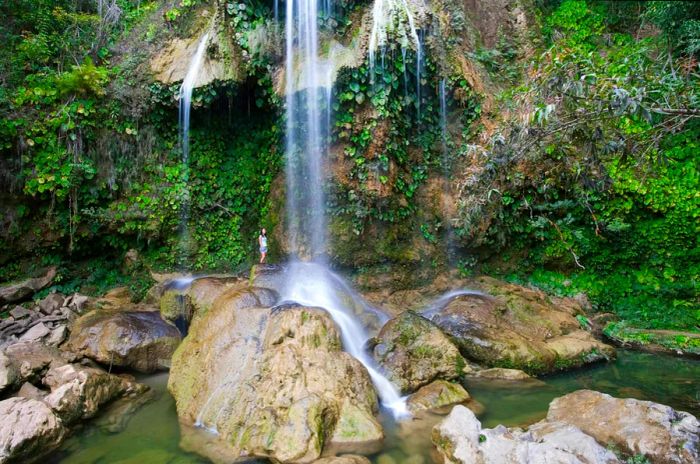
[283,0,409,418]
[178,32,209,262]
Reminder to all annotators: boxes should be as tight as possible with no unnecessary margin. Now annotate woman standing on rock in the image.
[258,228,268,264]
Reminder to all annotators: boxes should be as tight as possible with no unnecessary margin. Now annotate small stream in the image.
[52,350,700,463]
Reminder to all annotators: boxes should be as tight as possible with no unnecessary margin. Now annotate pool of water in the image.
[52,350,700,463]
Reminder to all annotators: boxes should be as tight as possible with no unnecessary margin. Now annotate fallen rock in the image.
[0,267,56,305]
[8,307,30,320]
[46,325,67,347]
[169,300,383,463]
[19,323,50,342]
[372,311,469,393]
[3,341,70,384]
[427,276,615,374]
[66,310,181,373]
[547,390,700,464]
[407,380,470,413]
[0,397,67,463]
[432,405,620,464]
[37,293,64,315]
[42,363,149,425]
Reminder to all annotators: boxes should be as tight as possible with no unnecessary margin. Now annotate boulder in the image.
[0,352,18,394]
[46,325,67,347]
[8,307,30,320]
[42,363,149,425]
[0,397,67,463]
[547,390,700,464]
[169,298,383,463]
[3,341,70,384]
[427,276,615,374]
[66,310,180,373]
[37,293,64,315]
[372,311,469,393]
[432,405,620,464]
[15,382,47,401]
[0,267,56,305]
[407,380,471,413]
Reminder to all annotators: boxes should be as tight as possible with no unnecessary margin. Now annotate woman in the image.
[258,228,268,264]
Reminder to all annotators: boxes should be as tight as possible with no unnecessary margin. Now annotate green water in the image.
[52,351,700,463]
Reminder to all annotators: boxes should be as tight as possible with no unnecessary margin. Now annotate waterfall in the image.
[439,78,447,153]
[283,0,409,418]
[178,33,209,261]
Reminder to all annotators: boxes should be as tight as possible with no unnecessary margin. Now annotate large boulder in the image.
[42,363,149,425]
[547,390,699,464]
[169,295,383,463]
[0,397,67,463]
[427,277,615,374]
[432,405,620,464]
[407,380,471,413]
[372,311,469,393]
[66,310,181,373]
[0,267,56,305]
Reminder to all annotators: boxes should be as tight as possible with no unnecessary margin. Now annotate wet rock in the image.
[372,311,469,393]
[428,276,615,374]
[473,367,532,380]
[19,322,50,342]
[0,267,57,305]
[37,293,64,315]
[169,300,382,463]
[15,382,47,401]
[42,363,149,425]
[313,456,371,464]
[0,397,67,463]
[432,405,620,464]
[407,380,470,413]
[547,390,700,464]
[66,310,180,373]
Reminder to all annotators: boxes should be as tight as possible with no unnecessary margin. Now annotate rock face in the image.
[432,405,620,464]
[547,390,700,464]
[407,380,471,413]
[0,397,67,463]
[427,277,615,374]
[66,310,181,373]
[169,295,383,463]
[0,267,56,305]
[372,311,468,393]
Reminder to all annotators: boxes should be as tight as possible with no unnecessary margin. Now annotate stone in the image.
[313,456,371,464]
[65,293,90,314]
[0,352,18,394]
[42,363,150,425]
[432,405,620,464]
[169,299,383,463]
[8,307,30,320]
[547,390,700,464]
[0,397,67,462]
[427,276,615,374]
[15,382,47,401]
[407,380,470,413]
[37,293,64,315]
[372,311,469,393]
[66,310,181,373]
[473,368,532,380]
[0,267,56,305]
[46,325,67,346]
[3,341,69,384]
[19,322,50,342]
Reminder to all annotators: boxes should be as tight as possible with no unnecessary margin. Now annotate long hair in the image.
[260,229,266,237]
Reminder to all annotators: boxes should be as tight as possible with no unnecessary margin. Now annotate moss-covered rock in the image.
[372,311,469,393]
[406,380,470,413]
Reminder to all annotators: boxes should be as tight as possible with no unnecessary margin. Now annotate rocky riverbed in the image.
[0,265,697,463]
